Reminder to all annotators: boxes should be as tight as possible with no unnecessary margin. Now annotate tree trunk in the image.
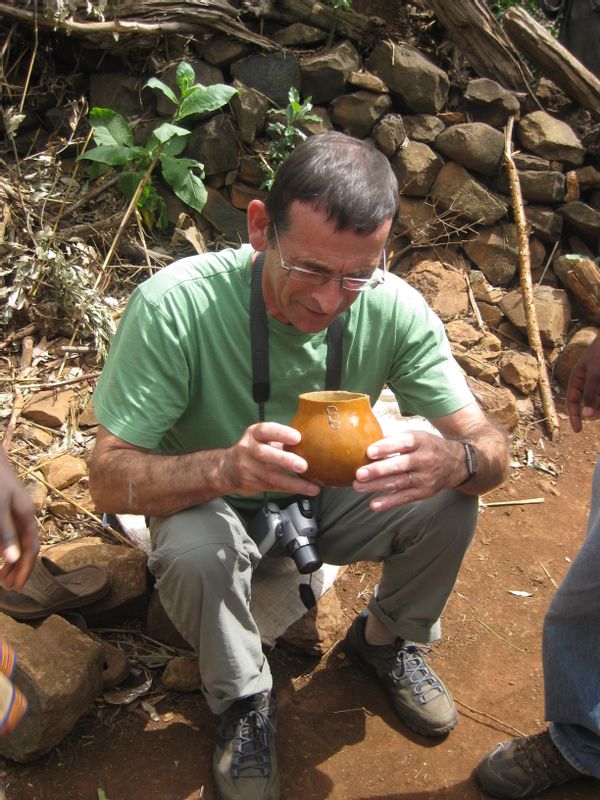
[503,6,600,120]
[423,0,534,95]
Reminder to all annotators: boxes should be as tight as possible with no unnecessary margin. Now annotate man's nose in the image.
[313,279,344,313]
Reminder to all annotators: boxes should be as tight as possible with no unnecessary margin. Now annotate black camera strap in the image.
[250,251,345,420]
[250,250,344,610]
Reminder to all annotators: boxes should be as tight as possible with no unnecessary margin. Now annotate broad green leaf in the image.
[144,77,178,106]
[164,156,204,176]
[84,161,111,179]
[78,144,139,166]
[176,61,196,95]
[175,84,238,120]
[117,170,147,200]
[89,108,133,147]
[160,154,207,213]
[145,128,189,157]
[152,122,190,144]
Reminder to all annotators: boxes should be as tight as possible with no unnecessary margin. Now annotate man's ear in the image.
[247,199,270,251]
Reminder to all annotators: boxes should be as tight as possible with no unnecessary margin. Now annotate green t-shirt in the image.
[93,244,473,510]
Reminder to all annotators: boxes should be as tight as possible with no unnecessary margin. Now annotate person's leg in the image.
[149,501,279,800]
[476,458,600,797]
[148,501,271,715]
[316,486,478,735]
[544,457,600,778]
[316,486,479,642]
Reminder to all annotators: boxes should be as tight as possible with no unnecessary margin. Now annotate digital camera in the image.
[249,497,322,575]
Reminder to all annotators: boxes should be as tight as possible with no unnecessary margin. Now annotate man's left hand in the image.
[353,430,467,511]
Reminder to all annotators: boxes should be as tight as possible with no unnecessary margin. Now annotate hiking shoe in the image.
[342,609,457,736]
[213,690,280,800]
[476,729,590,798]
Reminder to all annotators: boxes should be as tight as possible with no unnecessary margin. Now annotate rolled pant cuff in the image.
[366,598,441,644]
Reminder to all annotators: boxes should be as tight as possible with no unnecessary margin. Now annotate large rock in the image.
[372,113,407,157]
[89,73,144,119]
[558,202,600,238]
[499,351,539,394]
[554,327,600,387]
[41,453,87,491]
[44,538,151,625]
[500,286,572,347]
[515,170,566,204]
[230,51,300,107]
[201,187,248,245]
[299,41,361,104]
[463,78,520,127]
[230,81,270,145]
[517,111,585,167]
[431,163,507,225]
[404,260,468,321]
[22,388,78,428]
[366,41,449,114]
[186,114,239,176]
[463,224,545,287]
[391,141,443,197]
[553,255,600,324]
[402,114,445,144]
[0,614,104,762]
[435,123,504,177]
[329,90,392,139]
[467,377,519,431]
[525,205,563,243]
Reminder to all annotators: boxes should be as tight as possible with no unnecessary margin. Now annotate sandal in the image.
[0,556,111,621]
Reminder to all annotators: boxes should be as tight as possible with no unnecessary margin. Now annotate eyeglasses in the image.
[272,224,386,293]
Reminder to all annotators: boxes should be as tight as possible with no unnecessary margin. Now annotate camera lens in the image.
[293,544,323,575]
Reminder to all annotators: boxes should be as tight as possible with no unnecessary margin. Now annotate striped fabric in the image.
[0,641,27,736]
[0,641,17,679]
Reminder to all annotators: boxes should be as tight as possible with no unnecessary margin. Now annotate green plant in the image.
[260,88,321,190]
[78,62,237,230]
[323,0,352,46]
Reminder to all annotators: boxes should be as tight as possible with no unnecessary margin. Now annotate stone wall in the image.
[12,7,600,430]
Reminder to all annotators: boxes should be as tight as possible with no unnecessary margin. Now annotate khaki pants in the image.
[148,488,478,714]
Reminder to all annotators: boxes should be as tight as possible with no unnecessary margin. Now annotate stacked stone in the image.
[51,25,600,428]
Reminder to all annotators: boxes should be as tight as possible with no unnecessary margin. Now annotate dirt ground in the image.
[1,412,599,800]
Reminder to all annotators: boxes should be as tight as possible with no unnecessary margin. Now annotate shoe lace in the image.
[391,643,444,705]
[219,702,275,779]
[514,731,581,787]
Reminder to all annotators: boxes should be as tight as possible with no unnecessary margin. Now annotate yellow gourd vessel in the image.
[287,391,383,487]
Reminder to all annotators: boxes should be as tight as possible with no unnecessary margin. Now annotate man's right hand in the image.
[567,332,600,433]
[222,422,321,497]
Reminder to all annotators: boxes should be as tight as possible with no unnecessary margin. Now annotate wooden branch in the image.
[503,117,560,441]
[503,6,600,120]
[423,0,534,95]
[268,0,381,43]
[0,1,278,51]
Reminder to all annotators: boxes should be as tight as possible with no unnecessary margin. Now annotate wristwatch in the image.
[457,442,478,486]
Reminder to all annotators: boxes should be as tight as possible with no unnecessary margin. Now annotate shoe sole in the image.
[342,638,457,738]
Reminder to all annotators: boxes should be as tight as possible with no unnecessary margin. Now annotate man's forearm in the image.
[89,447,231,516]
[456,423,509,496]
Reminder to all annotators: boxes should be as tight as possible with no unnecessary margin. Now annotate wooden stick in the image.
[539,561,558,589]
[6,455,134,549]
[454,698,527,737]
[482,498,544,507]
[14,371,101,391]
[477,618,524,652]
[503,116,560,441]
